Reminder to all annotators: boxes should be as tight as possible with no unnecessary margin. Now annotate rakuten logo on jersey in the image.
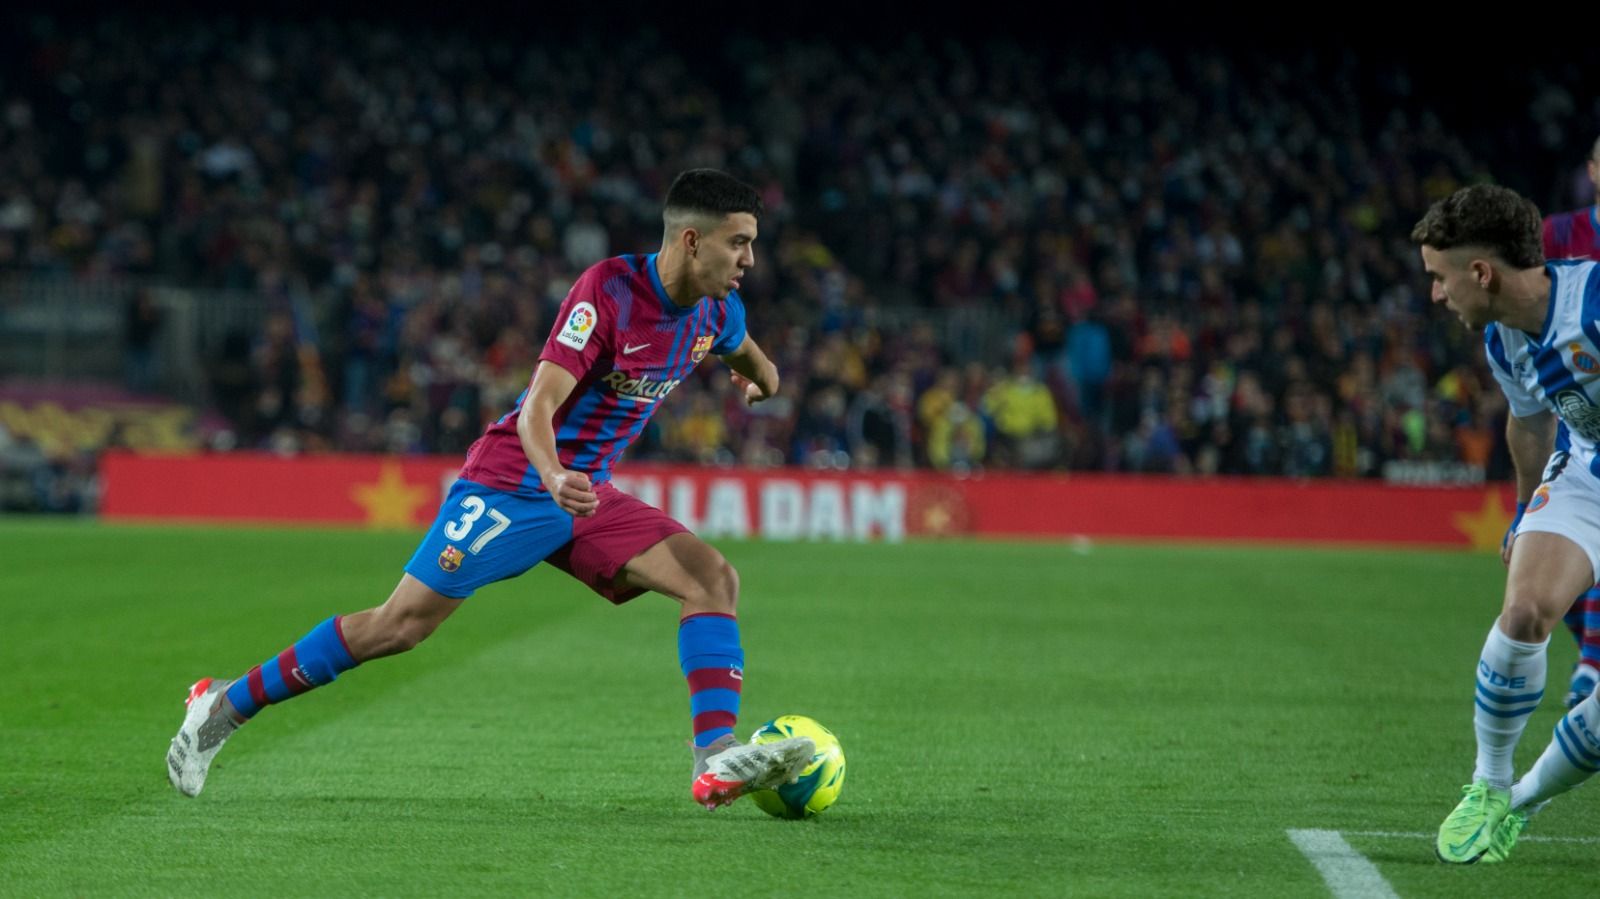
[603,370,681,402]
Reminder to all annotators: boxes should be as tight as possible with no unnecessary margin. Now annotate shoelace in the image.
[1448,785,1486,819]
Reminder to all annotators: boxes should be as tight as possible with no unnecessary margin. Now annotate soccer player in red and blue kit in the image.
[1542,137,1600,262]
[1542,135,1600,710]
[166,169,815,810]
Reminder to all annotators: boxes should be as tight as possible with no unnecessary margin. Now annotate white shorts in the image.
[1517,450,1600,580]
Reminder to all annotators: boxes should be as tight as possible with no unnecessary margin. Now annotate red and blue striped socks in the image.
[1572,589,1600,678]
[679,612,743,748]
[225,616,358,720]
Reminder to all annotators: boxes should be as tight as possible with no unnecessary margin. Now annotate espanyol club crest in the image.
[438,545,464,572]
[1572,342,1600,374]
[1529,485,1551,514]
[691,335,715,363]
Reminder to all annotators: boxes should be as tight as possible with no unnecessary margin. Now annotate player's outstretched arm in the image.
[720,335,779,406]
[518,361,599,517]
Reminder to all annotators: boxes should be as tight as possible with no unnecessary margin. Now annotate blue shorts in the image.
[404,478,689,602]
[404,479,576,599]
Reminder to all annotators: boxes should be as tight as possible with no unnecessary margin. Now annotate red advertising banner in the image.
[99,451,1519,550]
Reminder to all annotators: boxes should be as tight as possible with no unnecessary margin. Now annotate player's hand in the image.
[1502,501,1528,567]
[731,372,772,406]
[544,469,598,518]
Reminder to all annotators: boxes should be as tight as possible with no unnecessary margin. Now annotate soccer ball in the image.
[747,715,846,819]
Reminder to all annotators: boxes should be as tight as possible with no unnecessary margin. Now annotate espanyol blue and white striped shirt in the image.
[1485,260,1600,469]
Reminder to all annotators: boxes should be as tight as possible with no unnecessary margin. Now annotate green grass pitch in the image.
[1,518,1595,897]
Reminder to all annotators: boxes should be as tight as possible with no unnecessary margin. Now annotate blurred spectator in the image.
[983,361,1060,469]
[123,288,163,393]
[667,393,732,465]
[847,372,914,470]
[919,370,986,471]
[209,329,258,442]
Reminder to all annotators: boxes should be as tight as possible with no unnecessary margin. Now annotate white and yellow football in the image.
[747,715,846,819]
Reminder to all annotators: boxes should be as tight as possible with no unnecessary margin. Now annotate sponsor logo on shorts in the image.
[691,334,716,363]
[1529,485,1551,514]
[438,545,464,572]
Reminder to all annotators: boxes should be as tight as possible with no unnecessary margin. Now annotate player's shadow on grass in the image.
[1359,842,1594,873]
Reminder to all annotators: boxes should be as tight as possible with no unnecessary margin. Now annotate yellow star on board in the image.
[1454,490,1514,552]
[351,462,431,528]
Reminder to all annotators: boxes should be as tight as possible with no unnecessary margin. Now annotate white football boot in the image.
[691,736,815,810]
[691,733,741,780]
[166,678,240,797]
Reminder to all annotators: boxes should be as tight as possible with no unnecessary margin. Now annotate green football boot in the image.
[1478,809,1528,864]
[1435,781,1510,864]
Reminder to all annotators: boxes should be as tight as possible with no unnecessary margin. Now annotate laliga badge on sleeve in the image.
[557,302,598,350]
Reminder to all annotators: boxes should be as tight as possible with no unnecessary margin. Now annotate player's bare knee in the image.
[712,558,740,612]
[686,555,738,614]
[1500,593,1560,642]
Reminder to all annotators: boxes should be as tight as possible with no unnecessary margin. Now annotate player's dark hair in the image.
[663,169,763,222]
[1410,184,1544,269]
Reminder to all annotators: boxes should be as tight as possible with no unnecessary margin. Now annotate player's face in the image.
[1420,245,1493,329]
[693,213,757,299]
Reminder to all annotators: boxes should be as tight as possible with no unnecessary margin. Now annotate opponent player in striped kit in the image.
[1542,137,1600,262]
[166,169,815,810]
[1416,184,1600,863]
[1541,136,1600,709]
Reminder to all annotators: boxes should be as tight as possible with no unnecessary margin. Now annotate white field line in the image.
[1287,829,1401,899]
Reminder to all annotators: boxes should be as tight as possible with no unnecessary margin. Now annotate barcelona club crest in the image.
[691,335,715,363]
[438,545,464,572]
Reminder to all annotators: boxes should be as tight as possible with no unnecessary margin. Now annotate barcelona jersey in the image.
[1544,206,1600,261]
[459,253,747,493]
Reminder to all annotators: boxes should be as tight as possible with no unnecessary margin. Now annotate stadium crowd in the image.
[2,15,1598,502]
